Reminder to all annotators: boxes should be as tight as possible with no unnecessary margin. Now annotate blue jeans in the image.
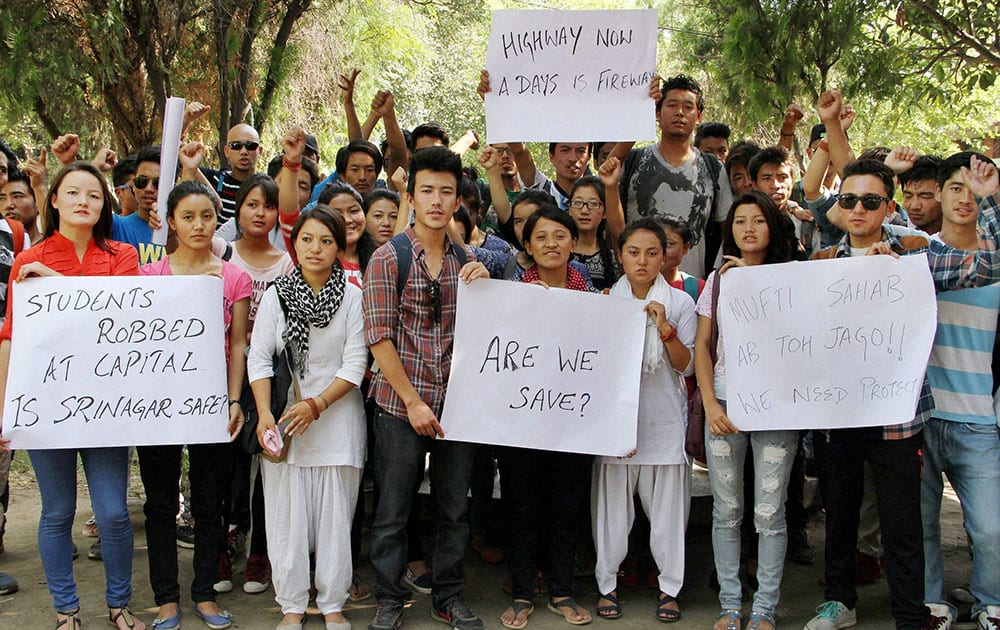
[705,420,798,616]
[370,407,476,610]
[922,418,1000,616]
[29,447,133,612]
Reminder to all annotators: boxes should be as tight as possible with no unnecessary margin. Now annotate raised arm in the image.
[778,104,803,151]
[278,128,307,254]
[451,129,480,156]
[373,90,409,176]
[816,90,856,178]
[478,146,511,225]
[181,102,211,141]
[51,133,81,167]
[339,69,368,142]
[599,155,625,241]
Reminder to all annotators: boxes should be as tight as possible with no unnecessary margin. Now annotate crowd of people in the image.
[0,67,997,630]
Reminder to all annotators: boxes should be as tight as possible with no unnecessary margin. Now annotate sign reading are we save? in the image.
[2,276,231,449]
[719,255,938,432]
[484,9,658,143]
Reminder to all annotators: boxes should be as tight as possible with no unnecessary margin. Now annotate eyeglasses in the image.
[570,199,603,210]
[132,175,159,190]
[494,146,512,155]
[227,141,260,151]
[837,193,890,211]
[426,279,441,324]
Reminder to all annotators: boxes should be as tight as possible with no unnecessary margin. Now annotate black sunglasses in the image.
[227,141,260,151]
[132,175,159,190]
[426,279,441,324]
[837,193,890,212]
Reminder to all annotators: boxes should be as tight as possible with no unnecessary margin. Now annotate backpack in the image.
[388,232,468,299]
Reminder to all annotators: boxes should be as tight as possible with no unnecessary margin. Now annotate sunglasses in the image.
[837,193,890,211]
[426,279,441,324]
[227,141,260,151]
[132,175,159,190]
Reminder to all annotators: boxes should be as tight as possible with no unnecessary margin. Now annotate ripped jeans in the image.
[706,417,798,616]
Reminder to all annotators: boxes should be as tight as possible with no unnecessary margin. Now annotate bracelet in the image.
[282,156,302,171]
[304,397,320,420]
[780,132,794,137]
[659,327,678,342]
[228,399,241,408]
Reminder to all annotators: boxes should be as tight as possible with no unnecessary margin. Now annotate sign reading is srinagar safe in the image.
[2,276,231,449]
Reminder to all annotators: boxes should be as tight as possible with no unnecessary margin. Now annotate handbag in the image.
[685,273,720,460]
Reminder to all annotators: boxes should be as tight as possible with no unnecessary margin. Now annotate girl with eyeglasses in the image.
[567,176,619,291]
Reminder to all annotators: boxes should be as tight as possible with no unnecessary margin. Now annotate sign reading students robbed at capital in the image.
[718,254,938,432]
[2,276,231,449]
[484,9,658,143]
[440,279,645,457]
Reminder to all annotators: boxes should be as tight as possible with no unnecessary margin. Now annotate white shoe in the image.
[926,603,954,630]
[977,605,1000,630]
[214,578,234,593]
[804,601,857,630]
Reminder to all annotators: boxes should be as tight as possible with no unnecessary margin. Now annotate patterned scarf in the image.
[521,265,589,291]
[273,263,346,377]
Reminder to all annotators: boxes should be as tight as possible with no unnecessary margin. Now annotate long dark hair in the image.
[234,174,279,238]
[721,190,797,265]
[290,204,347,253]
[569,175,618,286]
[43,162,118,254]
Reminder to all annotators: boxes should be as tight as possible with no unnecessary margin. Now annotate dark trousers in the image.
[822,428,928,629]
[370,407,475,609]
[137,443,231,605]
[498,446,592,601]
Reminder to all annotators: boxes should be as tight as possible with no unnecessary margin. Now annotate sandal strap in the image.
[601,591,621,605]
[511,601,534,615]
[716,609,742,630]
[110,606,140,629]
[55,609,81,630]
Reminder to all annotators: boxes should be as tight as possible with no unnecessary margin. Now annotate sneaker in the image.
[431,599,484,630]
[0,570,17,595]
[81,516,100,538]
[977,606,1000,630]
[367,601,404,630]
[788,528,816,565]
[71,543,79,560]
[950,585,975,605]
[924,603,954,630]
[855,550,882,584]
[804,601,857,630]
[243,553,271,594]
[176,522,195,549]
[214,552,233,593]
[88,538,102,561]
[403,567,432,595]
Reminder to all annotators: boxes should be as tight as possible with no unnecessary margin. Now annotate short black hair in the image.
[695,122,730,147]
[547,142,593,156]
[748,146,796,182]
[112,155,138,187]
[843,159,896,198]
[898,155,941,189]
[406,146,462,195]
[267,154,319,188]
[657,74,704,113]
[364,188,400,213]
[938,151,998,188]
[725,140,761,174]
[522,204,579,247]
[318,181,363,206]
[857,146,890,163]
[335,140,383,176]
[655,214,694,246]
[3,169,32,190]
[0,139,18,170]
[618,217,669,252]
[411,123,450,149]
[454,205,473,244]
[136,145,161,167]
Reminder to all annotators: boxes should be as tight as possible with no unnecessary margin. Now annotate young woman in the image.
[314,183,376,289]
[499,207,594,630]
[249,205,367,630]
[0,163,145,630]
[655,215,704,301]
[567,176,618,291]
[694,191,800,630]
[592,218,696,623]
[363,189,400,247]
[138,181,251,630]
[216,174,296,596]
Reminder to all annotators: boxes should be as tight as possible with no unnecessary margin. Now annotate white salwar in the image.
[592,276,696,598]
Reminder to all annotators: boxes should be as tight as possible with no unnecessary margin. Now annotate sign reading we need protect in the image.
[441,279,645,456]
[719,255,937,431]
[484,9,658,143]
[2,276,231,449]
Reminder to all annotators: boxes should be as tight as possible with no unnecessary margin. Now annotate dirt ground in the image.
[0,453,975,630]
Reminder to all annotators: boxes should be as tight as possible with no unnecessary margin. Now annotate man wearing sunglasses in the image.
[202,124,262,221]
[806,152,1000,630]
[111,145,167,265]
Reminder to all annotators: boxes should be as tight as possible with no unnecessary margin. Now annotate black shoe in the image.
[71,543,79,560]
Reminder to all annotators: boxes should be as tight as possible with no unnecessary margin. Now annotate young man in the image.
[725,141,761,197]
[896,155,943,235]
[363,147,489,630]
[111,155,139,217]
[511,141,591,211]
[112,146,167,265]
[617,74,733,279]
[695,121,731,163]
[1,170,41,244]
[805,154,1000,630]
[202,123,262,221]
[308,140,384,204]
[920,152,1000,630]
[749,145,816,254]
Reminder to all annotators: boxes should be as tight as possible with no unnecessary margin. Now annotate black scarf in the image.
[272,263,346,377]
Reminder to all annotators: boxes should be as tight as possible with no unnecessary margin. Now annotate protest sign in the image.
[155,96,185,246]
[719,255,937,431]
[440,279,645,456]
[2,276,231,449]
[484,9,658,143]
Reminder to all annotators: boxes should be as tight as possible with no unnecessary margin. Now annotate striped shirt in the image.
[201,168,243,222]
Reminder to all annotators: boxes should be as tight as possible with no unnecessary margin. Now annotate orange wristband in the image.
[304,397,320,420]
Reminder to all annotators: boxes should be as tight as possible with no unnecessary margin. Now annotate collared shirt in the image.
[363,228,475,420]
[811,191,1000,439]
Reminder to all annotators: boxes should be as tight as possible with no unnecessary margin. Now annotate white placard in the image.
[719,255,938,431]
[440,279,645,456]
[155,96,185,246]
[484,9,658,143]
[2,276,231,449]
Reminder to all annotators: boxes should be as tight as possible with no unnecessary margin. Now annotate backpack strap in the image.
[389,232,468,300]
[681,273,700,302]
[8,219,25,253]
[221,241,234,261]
[700,150,722,218]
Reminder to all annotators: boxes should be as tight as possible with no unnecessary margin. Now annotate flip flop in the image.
[500,600,535,629]
[596,591,623,620]
[547,598,592,626]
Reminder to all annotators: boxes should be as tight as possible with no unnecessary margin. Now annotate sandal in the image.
[55,609,82,630]
[109,606,145,629]
[746,611,775,630]
[500,600,535,630]
[349,572,373,602]
[546,598,592,626]
[596,591,623,620]
[656,592,681,623]
[715,609,742,630]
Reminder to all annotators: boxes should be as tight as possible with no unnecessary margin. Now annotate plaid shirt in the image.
[811,191,1000,439]
[363,228,475,420]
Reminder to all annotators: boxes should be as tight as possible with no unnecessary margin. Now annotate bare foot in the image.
[110,606,146,630]
[548,597,591,625]
[500,599,533,629]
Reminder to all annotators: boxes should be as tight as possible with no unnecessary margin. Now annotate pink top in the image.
[140,257,252,362]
